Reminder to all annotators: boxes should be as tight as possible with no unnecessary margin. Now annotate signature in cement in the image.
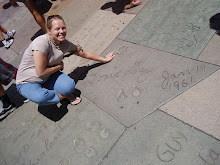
[198,149,220,165]
[178,23,200,49]
[161,64,206,91]
[156,131,187,162]
[87,60,155,85]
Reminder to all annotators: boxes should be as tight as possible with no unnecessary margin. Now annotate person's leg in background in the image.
[9,0,47,33]
[124,0,142,9]
[0,83,16,119]
[24,0,47,33]
[0,25,15,48]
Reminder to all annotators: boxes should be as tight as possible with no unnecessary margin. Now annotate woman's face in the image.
[48,19,66,44]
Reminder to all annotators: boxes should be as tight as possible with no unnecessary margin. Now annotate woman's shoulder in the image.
[30,34,50,51]
[31,34,50,47]
[32,34,49,44]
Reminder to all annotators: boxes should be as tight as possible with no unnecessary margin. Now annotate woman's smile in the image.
[48,19,67,44]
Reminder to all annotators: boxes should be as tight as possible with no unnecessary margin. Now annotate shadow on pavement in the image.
[68,62,105,84]
[6,83,27,107]
[38,99,69,122]
[3,2,12,9]
[38,88,82,122]
[101,0,131,15]
[31,29,45,41]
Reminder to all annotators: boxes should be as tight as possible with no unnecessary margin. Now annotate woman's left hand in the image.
[104,51,115,63]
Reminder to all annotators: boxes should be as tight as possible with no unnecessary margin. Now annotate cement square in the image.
[0,96,125,165]
[160,69,220,140]
[10,17,41,54]
[117,0,220,59]
[63,10,135,74]
[76,39,219,127]
[0,3,20,24]
[198,34,220,66]
[0,47,18,63]
[2,6,32,31]
[100,110,220,165]
[46,0,76,16]
[60,0,113,38]
[0,152,6,165]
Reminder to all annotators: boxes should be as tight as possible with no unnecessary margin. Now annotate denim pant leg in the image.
[16,83,60,106]
[42,71,75,96]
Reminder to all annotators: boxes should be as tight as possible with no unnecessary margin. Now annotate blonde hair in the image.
[47,15,65,30]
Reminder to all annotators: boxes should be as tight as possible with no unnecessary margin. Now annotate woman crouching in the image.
[16,15,115,106]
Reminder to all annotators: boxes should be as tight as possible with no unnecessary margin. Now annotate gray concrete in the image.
[100,110,220,165]
[0,0,220,164]
[0,96,125,165]
[9,17,41,54]
[0,47,18,63]
[76,39,219,127]
[59,0,114,40]
[117,0,220,59]
[198,34,220,65]
[0,5,41,61]
[2,5,31,32]
[0,2,20,25]
[63,10,135,74]
[160,69,220,140]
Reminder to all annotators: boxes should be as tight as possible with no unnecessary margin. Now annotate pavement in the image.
[0,0,220,164]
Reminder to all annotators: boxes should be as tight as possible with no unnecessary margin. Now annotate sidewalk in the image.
[0,0,220,164]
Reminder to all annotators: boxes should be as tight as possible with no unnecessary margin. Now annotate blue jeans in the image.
[17,71,75,106]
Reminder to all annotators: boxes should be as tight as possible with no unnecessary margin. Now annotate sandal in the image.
[70,97,82,106]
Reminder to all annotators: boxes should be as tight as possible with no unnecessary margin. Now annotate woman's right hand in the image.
[9,0,19,7]
[58,61,64,70]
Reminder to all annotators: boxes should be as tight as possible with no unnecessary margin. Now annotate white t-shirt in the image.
[16,34,77,84]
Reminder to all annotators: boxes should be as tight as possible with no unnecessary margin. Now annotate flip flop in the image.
[70,97,82,106]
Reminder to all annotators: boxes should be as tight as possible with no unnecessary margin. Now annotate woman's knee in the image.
[34,90,59,105]
[17,84,59,105]
[55,76,75,96]
[60,80,75,96]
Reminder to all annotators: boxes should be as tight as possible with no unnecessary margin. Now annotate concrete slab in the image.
[0,152,6,165]
[0,96,125,165]
[198,34,220,65]
[2,6,33,33]
[63,10,135,74]
[117,0,220,59]
[10,50,24,68]
[101,0,150,15]
[0,47,18,63]
[46,0,75,16]
[0,3,20,25]
[100,110,220,165]
[76,39,219,127]
[59,0,112,39]
[10,17,41,54]
[160,69,220,140]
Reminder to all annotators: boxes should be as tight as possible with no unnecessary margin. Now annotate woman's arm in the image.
[34,50,63,77]
[75,50,115,63]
